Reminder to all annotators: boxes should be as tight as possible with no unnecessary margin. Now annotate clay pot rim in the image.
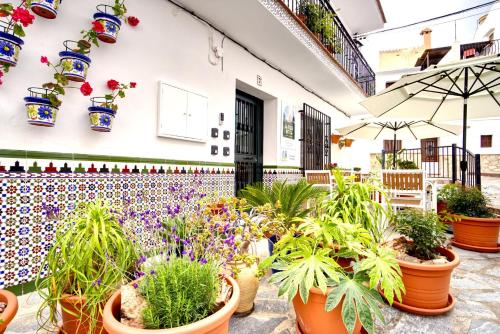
[396,247,460,271]
[451,238,500,253]
[103,275,240,333]
[382,291,455,316]
[0,289,19,329]
[452,214,500,223]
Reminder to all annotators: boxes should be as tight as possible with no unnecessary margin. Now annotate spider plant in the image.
[238,179,325,231]
[325,169,392,243]
[36,200,137,332]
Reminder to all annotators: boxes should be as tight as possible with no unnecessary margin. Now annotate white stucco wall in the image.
[0,0,350,167]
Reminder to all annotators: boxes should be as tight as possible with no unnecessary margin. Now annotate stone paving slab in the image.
[4,246,500,334]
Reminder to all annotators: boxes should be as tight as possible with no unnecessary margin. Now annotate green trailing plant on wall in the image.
[398,160,418,170]
[395,209,447,260]
[36,200,138,332]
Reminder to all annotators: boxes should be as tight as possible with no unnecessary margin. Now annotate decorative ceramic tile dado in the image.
[0,160,301,289]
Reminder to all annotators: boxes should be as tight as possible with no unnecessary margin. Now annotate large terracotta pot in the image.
[103,276,240,334]
[293,288,362,334]
[0,289,18,334]
[394,247,459,315]
[452,215,500,252]
[59,294,106,334]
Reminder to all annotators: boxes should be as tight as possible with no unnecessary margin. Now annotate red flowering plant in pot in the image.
[88,79,136,132]
[93,0,139,44]
[24,55,93,127]
[0,1,35,85]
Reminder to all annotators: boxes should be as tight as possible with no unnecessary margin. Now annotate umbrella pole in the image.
[393,132,397,169]
[461,98,468,187]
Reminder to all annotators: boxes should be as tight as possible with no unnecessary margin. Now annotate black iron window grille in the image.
[300,103,331,172]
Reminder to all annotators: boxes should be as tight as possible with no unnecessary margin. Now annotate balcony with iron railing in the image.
[281,0,376,96]
[461,39,500,59]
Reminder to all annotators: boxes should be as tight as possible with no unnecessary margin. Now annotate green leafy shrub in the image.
[239,179,325,230]
[397,160,418,170]
[395,209,447,260]
[325,169,391,243]
[260,212,404,334]
[446,186,492,218]
[140,257,219,329]
[437,183,460,202]
[37,201,137,331]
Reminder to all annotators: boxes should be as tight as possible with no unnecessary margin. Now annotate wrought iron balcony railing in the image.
[281,0,376,96]
[461,39,500,59]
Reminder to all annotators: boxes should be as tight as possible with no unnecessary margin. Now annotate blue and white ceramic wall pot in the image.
[30,0,62,19]
[58,40,91,82]
[88,97,116,132]
[0,30,24,67]
[24,88,59,127]
[93,5,122,44]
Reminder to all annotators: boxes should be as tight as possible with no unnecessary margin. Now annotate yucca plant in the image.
[325,169,391,243]
[260,211,404,334]
[36,200,138,332]
[239,179,325,230]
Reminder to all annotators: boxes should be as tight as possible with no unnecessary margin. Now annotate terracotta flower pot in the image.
[452,215,500,252]
[331,134,342,144]
[344,139,354,147]
[437,200,447,214]
[0,289,18,334]
[297,13,307,24]
[210,203,225,215]
[292,288,362,334]
[393,247,459,315]
[103,275,240,334]
[59,294,107,334]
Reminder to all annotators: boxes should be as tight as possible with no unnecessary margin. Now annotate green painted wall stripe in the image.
[0,149,235,167]
[263,165,301,170]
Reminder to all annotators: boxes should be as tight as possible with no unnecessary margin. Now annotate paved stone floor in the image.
[5,246,500,334]
[482,176,500,210]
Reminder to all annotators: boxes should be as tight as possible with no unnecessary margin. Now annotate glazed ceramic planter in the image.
[452,215,500,252]
[59,50,91,82]
[89,105,116,132]
[59,294,106,334]
[391,247,459,316]
[24,95,59,127]
[293,288,362,334]
[94,12,122,43]
[30,0,62,19]
[228,261,259,315]
[0,289,18,334]
[103,276,240,334]
[0,31,23,67]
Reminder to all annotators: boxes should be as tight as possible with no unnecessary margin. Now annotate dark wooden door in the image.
[234,90,263,194]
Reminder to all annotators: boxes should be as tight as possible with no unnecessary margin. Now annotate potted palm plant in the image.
[388,209,459,315]
[36,200,137,334]
[0,289,18,334]
[29,0,62,19]
[446,186,500,252]
[88,79,136,132]
[260,205,404,334]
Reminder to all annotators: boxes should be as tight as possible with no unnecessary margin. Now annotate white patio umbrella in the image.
[361,55,500,184]
[337,120,462,168]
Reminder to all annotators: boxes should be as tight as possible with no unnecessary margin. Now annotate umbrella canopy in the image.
[360,54,500,184]
[337,120,462,167]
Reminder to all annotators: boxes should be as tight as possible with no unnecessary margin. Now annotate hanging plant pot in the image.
[88,97,116,132]
[58,41,91,82]
[331,134,342,144]
[344,139,354,147]
[30,0,62,19]
[93,5,122,44]
[0,31,24,67]
[24,88,59,127]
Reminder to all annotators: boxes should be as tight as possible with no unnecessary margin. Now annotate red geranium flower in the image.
[130,82,137,88]
[91,20,105,33]
[127,16,140,27]
[80,82,93,96]
[40,56,49,64]
[12,7,35,27]
[107,79,120,90]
